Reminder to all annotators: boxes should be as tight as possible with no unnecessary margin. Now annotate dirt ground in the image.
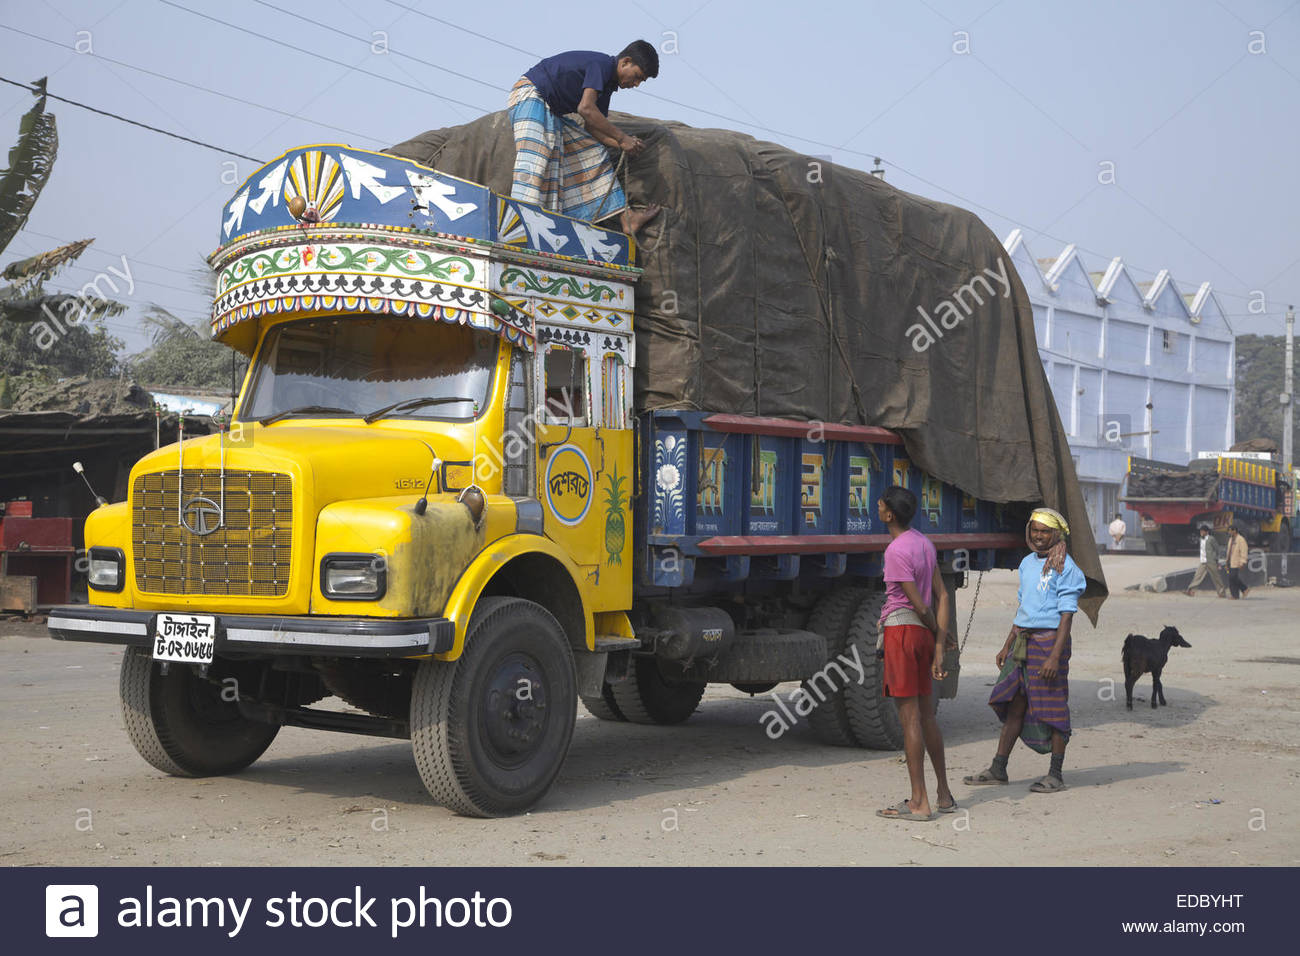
[2,554,1296,867]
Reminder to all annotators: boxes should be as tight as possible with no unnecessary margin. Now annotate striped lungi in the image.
[507,77,627,223]
[987,627,1070,753]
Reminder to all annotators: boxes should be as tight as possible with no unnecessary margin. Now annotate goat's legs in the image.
[1124,673,1136,710]
[1153,670,1166,707]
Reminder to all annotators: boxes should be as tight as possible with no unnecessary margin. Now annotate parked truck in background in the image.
[49,145,1038,816]
[1123,453,1296,555]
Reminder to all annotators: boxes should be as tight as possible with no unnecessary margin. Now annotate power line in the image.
[0,75,263,162]
[0,23,390,146]
[251,0,506,94]
[155,1,494,114]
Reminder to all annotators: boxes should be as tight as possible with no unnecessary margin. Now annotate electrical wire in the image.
[0,75,262,162]
[0,23,390,146]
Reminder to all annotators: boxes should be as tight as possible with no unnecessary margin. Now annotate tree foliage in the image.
[126,307,242,392]
[0,79,127,331]
[1235,333,1298,452]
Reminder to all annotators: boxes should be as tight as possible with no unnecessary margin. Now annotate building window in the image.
[1162,329,1174,353]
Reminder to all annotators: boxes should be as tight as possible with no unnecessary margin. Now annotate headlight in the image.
[88,547,124,592]
[320,553,387,600]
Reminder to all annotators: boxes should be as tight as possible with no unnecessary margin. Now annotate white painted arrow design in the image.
[339,154,406,204]
[223,189,249,237]
[517,205,569,252]
[405,170,478,221]
[571,221,621,262]
[247,160,287,215]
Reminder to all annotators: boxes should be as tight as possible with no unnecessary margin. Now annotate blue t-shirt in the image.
[525,51,618,116]
[1014,552,1086,630]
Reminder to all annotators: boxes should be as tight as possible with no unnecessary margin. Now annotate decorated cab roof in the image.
[208,145,639,355]
[214,144,636,269]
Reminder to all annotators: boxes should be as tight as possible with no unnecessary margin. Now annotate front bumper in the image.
[47,606,453,658]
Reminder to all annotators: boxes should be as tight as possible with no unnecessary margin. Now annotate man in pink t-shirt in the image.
[875,485,956,822]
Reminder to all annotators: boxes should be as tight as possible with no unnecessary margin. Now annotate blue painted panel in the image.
[217,145,632,267]
[747,436,793,535]
[695,433,741,536]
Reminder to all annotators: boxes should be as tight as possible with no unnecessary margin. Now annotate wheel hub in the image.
[481,652,548,765]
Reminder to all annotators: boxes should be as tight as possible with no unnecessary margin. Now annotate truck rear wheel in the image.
[802,587,868,746]
[580,684,627,722]
[841,597,904,750]
[410,597,577,817]
[610,656,705,725]
[119,647,280,777]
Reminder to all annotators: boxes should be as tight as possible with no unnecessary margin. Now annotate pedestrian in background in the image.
[1185,525,1227,598]
[1108,513,1127,551]
[1226,526,1249,599]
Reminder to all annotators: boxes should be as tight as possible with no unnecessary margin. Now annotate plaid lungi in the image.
[508,77,627,223]
[987,627,1071,754]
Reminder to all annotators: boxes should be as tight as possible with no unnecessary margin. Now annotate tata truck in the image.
[49,146,1030,816]
[1123,453,1295,555]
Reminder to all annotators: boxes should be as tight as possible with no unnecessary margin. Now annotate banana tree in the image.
[0,77,125,325]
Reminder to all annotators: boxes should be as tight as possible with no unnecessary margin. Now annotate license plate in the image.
[153,613,216,664]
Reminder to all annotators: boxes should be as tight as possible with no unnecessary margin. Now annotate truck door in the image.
[534,333,632,607]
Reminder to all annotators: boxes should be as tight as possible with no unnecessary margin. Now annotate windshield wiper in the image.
[255,405,357,425]
[363,395,474,424]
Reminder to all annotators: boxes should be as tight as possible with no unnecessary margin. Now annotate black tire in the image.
[689,629,827,683]
[410,597,577,817]
[801,587,869,746]
[610,655,706,725]
[731,682,778,695]
[841,595,904,750]
[119,647,280,777]
[580,683,626,721]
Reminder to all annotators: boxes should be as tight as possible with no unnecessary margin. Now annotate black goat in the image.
[1122,626,1192,710]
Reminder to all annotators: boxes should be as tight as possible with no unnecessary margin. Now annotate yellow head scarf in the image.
[1027,507,1070,576]
[1029,507,1069,536]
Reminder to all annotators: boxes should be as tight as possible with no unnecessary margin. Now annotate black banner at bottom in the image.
[5,867,1283,953]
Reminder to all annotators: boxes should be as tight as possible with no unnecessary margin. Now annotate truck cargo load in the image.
[388,112,1106,617]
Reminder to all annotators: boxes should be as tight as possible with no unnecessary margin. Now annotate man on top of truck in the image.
[508,41,662,236]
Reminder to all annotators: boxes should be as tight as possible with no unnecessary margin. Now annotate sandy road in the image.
[1,554,1296,867]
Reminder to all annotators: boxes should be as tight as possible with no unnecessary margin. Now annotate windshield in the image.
[239,317,497,423]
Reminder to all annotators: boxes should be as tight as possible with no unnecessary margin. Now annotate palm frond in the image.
[0,79,58,257]
[0,291,127,325]
[1,237,93,282]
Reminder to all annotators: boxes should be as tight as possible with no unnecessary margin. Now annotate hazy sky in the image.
[1,0,1297,355]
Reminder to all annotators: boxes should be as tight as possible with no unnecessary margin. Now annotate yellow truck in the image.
[49,146,1028,816]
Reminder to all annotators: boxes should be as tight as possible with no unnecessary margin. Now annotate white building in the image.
[1003,230,1236,547]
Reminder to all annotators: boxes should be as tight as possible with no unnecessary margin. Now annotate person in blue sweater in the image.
[963,507,1086,793]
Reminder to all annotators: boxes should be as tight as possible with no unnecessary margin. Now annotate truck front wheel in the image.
[410,597,577,817]
[119,648,280,777]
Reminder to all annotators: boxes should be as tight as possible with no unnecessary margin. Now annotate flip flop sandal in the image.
[936,800,960,814]
[1029,775,1066,793]
[962,769,1008,786]
[876,801,933,822]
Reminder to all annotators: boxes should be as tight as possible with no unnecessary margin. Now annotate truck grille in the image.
[132,470,293,596]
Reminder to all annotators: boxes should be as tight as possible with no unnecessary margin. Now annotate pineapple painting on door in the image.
[603,467,627,565]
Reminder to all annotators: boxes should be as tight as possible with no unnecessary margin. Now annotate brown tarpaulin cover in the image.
[388,112,1106,622]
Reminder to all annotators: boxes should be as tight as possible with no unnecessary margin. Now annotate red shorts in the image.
[882,623,935,698]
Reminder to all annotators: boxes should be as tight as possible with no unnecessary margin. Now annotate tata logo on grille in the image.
[181,496,223,535]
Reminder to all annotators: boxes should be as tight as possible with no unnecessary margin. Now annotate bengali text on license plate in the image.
[153,613,216,664]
